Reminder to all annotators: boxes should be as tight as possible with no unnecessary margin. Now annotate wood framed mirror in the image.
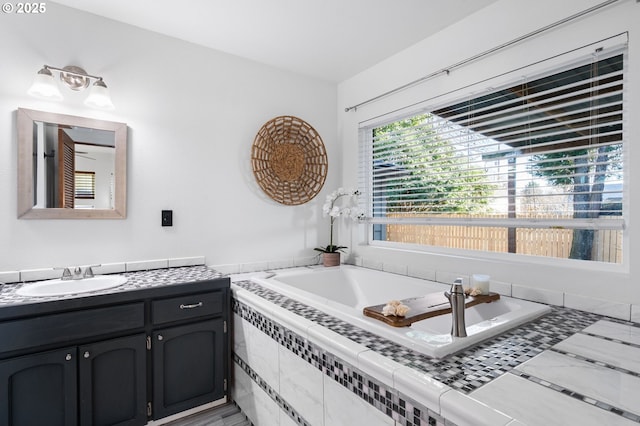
[17,108,127,219]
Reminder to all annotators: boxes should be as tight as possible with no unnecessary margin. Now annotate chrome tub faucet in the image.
[444,278,467,337]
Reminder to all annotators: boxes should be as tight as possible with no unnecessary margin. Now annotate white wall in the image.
[0,3,338,271]
[337,0,640,304]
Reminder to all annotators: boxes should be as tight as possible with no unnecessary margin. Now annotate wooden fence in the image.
[384,215,622,263]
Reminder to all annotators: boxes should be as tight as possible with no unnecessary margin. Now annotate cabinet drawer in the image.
[152,292,222,325]
[0,303,144,354]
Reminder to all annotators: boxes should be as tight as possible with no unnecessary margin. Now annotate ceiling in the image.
[52,0,499,82]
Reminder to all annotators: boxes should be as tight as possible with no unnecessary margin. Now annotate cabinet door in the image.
[0,347,77,426]
[152,319,225,419]
[79,334,147,426]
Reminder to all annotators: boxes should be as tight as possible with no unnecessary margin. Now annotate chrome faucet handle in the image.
[83,264,101,279]
[73,266,83,279]
[451,283,465,293]
[55,267,73,280]
[451,278,466,295]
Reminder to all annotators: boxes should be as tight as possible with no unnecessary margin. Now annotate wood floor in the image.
[165,403,252,426]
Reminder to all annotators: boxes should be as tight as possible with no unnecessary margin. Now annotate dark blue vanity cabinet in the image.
[151,292,227,419]
[0,276,230,426]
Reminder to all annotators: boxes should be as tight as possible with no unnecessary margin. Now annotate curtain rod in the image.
[344,0,623,112]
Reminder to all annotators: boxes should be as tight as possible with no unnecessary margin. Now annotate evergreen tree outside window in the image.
[359,50,624,263]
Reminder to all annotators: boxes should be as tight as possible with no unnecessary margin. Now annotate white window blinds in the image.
[75,171,96,199]
[360,51,625,233]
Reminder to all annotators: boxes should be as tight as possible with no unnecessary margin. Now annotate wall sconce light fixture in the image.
[27,65,115,110]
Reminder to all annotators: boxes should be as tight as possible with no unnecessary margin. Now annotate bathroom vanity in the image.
[0,267,230,426]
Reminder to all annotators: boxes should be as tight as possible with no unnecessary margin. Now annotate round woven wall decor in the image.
[251,116,328,205]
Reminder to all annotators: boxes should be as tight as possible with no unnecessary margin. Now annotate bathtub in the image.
[249,265,551,358]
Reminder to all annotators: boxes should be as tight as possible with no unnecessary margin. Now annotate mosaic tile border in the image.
[234,353,311,426]
[233,279,602,394]
[233,299,451,426]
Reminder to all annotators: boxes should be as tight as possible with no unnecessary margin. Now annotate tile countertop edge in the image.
[231,282,518,424]
[440,389,514,426]
[1,256,207,284]
[0,265,226,318]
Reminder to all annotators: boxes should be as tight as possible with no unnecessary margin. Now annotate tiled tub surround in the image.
[231,274,640,426]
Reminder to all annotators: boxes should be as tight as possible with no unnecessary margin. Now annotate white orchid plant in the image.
[315,188,365,254]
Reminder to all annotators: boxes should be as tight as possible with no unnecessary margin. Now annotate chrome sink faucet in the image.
[57,265,100,280]
[444,278,467,337]
[71,266,83,280]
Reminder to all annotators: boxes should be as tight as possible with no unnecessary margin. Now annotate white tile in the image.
[279,412,299,426]
[0,271,20,284]
[512,285,564,306]
[583,320,640,346]
[357,349,401,384]
[393,366,450,413]
[20,268,59,282]
[279,345,324,426]
[382,262,407,276]
[293,256,319,267]
[362,258,383,271]
[167,256,205,267]
[632,305,640,323]
[407,266,436,281]
[268,258,294,270]
[232,364,280,426]
[440,390,513,426]
[270,304,315,340]
[516,350,640,418]
[351,256,363,267]
[307,325,367,367]
[233,286,277,318]
[554,332,640,374]
[238,316,280,390]
[564,293,631,321]
[436,271,469,287]
[489,280,512,297]
[209,263,241,275]
[323,375,394,426]
[471,373,637,426]
[240,261,270,273]
[93,262,126,275]
[126,259,168,272]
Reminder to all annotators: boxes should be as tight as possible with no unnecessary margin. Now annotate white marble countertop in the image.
[471,319,640,425]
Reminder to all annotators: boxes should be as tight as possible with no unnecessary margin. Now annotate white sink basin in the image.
[16,275,128,297]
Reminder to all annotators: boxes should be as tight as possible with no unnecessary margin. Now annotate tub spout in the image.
[444,278,467,337]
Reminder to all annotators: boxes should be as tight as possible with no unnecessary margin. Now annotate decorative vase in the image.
[322,252,340,267]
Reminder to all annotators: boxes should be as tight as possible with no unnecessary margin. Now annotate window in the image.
[74,171,96,199]
[360,51,624,263]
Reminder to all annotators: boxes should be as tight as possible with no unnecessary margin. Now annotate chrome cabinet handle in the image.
[83,351,90,359]
[179,302,203,310]
[66,353,72,361]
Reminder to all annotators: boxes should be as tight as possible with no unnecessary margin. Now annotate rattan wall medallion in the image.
[251,116,328,205]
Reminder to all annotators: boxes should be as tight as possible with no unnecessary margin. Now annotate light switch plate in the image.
[161,210,173,226]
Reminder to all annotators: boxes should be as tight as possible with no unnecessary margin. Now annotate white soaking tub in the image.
[250,265,551,358]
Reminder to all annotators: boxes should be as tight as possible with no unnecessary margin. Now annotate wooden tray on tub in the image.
[363,291,500,327]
